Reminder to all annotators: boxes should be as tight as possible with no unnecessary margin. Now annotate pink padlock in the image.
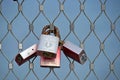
[40,46,61,67]
[62,41,87,64]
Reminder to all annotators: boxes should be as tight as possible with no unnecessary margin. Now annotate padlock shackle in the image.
[42,25,61,39]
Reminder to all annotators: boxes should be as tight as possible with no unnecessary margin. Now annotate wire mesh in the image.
[0,0,120,80]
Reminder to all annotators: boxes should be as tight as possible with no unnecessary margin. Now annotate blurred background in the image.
[0,0,120,80]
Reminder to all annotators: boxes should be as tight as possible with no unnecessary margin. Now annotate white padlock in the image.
[15,44,38,66]
[37,25,60,58]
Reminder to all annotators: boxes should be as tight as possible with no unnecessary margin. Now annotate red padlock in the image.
[15,44,38,66]
[40,46,61,67]
[62,41,87,64]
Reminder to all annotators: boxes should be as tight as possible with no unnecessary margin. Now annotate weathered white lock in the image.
[37,25,60,58]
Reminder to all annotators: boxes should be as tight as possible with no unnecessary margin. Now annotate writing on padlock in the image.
[40,46,61,67]
[62,41,87,64]
[15,44,38,66]
[37,25,60,58]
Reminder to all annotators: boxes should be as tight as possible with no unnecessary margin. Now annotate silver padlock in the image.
[15,44,38,66]
[62,41,87,64]
[37,25,60,58]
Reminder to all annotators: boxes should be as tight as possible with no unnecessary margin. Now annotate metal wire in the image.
[0,0,120,80]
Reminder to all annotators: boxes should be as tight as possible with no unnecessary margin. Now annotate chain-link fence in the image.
[0,0,120,80]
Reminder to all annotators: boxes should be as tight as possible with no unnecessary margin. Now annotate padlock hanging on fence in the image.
[62,41,87,64]
[15,44,38,66]
[37,25,60,58]
[40,28,61,67]
[40,46,61,67]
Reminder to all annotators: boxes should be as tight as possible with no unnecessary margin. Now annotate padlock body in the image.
[38,34,59,58]
[40,46,61,67]
[62,41,87,64]
[15,44,38,66]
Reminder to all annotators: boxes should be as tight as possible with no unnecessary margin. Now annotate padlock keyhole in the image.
[50,33,55,36]
[45,42,52,48]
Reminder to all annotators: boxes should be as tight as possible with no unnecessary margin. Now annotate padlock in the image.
[15,44,38,66]
[62,41,87,64]
[40,46,61,67]
[37,25,60,58]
